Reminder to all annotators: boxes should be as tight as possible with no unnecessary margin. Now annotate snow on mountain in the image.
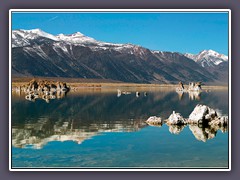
[184,53,196,60]
[184,50,228,67]
[12,29,59,47]
[56,32,98,44]
[24,29,59,41]
[13,29,136,50]
[12,28,228,71]
[12,28,228,84]
[12,28,144,59]
[55,32,138,53]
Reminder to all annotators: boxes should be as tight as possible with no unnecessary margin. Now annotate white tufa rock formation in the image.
[144,105,228,128]
[166,111,187,125]
[208,116,228,127]
[146,116,162,126]
[188,104,217,124]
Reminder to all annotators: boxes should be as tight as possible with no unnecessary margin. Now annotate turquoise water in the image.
[11,88,229,168]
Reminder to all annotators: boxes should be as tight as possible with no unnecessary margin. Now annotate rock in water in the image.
[208,116,228,126]
[22,79,69,103]
[188,104,218,124]
[189,104,208,123]
[166,111,187,125]
[146,116,162,126]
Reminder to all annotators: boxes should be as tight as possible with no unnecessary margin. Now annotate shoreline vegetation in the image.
[11,77,228,91]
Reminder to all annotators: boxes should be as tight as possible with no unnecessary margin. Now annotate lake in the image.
[11,87,229,169]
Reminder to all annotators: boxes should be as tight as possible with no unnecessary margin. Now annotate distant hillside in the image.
[12,29,229,84]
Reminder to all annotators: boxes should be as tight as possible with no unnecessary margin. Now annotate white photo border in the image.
[9,9,231,171]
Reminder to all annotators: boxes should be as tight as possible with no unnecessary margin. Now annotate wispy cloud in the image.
[47,16,58,22]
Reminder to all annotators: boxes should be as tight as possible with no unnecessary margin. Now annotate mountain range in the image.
[11,29,229,84]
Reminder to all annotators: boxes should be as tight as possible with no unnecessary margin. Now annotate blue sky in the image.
[12,11,229,55]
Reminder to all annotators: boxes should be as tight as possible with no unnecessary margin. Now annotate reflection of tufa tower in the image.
[189,125,218,142]
[176,91,184,100]
[188,82,202,91]
[188,91,201,100]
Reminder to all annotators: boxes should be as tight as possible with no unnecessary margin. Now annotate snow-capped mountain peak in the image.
[11,29,229,84]
[56,32,97,44]
[24,28,45,34]
[21,28,59,41]
[71,32,85,36]
[12,29,60,47]
[184,49,228,68]
[12,29,136,52]
[200,49,228,61]
[12,29,104,48]
[12,28,228,66]
[57,32,85,39]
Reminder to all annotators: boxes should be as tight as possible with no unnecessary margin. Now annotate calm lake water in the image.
[11,87,229,168]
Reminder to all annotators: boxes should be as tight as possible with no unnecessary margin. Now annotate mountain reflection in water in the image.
[176,91,202,101]
[12,119,228,149]
[12,88,228,149]
[12,118,146,149]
